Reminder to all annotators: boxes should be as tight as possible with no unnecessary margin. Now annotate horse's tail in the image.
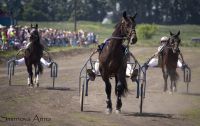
[123,80,128,96]
[115,79,128,97]
[38,62,43,74]
[170,70,179,82]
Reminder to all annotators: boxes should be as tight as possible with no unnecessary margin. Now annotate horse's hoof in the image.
[163,91,167,94]
[173,87,177,92]
[31,84,35,88]
[168,91,173,95]
[115,109,121,114]
[29,84,34,88]
[105,108,112,114]
[37,83,39,87]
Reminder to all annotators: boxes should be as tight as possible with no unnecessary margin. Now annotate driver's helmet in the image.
[160,36,168,43]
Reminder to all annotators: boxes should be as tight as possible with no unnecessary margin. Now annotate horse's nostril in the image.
[131,38,137,44]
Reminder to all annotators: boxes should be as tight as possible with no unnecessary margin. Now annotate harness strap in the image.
[103,36,127,43]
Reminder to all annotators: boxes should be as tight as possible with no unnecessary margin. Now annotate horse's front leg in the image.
[27,65,33,87]
[170,72,177,93]
[162,68,168,92]
[173,81,177,92]
[103,77,112,114]
[35,73,39,87]
[170,80,176,94]
[34,64,39,87]
[115,76,122,114]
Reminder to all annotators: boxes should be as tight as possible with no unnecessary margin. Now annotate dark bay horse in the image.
[161,31,181,93]
[99,11,137,114]
[25,24,44,87]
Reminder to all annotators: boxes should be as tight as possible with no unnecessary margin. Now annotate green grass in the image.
[183,108,200,125]
[0,50,18,59]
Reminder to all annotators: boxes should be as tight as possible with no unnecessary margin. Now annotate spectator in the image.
[0,25,8,50]
[1,25,98,50]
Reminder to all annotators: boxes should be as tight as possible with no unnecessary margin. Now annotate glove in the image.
[158,45,164,52]
[143,63,149,70]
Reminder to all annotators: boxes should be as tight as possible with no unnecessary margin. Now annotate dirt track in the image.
[0,47,199,126]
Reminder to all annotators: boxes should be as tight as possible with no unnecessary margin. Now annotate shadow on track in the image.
[124,112,175,119]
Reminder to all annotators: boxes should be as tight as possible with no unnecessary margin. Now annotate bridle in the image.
[30,28,40,42]
[166,36,180,53]
[107,20,136,47]
[120,20,137,44]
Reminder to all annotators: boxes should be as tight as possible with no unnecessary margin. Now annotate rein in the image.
[163,41,180,55]
[104,36,130,55]
[105,36,132,46]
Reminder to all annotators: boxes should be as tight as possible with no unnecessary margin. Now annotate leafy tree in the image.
[0,0,199,24]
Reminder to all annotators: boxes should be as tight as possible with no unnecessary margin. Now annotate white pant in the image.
[15,57,51,67]
[148,58,182,68]
[92,60,100,75]
[126,64,134,77]
[92,60,133,77]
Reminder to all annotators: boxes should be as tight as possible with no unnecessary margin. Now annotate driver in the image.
[144,36,186,69]
[13,27,52,68]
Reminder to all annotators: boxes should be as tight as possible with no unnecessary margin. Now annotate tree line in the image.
[0,0,200,24]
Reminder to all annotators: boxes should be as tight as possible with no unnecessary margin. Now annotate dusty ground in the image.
[0,47,199,126]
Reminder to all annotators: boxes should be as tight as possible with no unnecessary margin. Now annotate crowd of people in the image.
[0,24,99,51]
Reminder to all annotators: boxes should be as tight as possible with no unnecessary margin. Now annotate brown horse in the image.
[25,24,44,87]
[99,11,137,114]
[161,31,181,93]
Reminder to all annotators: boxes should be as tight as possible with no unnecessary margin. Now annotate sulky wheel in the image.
[80,79,86,111]
[183,66,191,93]
[8,61,15,86]
[50,62,58,88]
[140,82,144,114]
[139,65,146,114]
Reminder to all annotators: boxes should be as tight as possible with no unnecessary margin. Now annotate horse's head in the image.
[29,24,40,43]
[119,11,137,44]
[169,31,181,53]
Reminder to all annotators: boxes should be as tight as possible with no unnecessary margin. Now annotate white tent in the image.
[0,24,6,29]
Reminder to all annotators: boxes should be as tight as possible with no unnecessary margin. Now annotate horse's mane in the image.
[114,19,123,29]
[112,18,123,36]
